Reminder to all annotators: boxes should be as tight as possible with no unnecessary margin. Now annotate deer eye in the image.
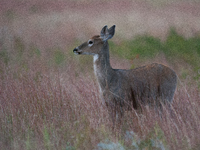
[89,41,93,44]
[88,40,94,47]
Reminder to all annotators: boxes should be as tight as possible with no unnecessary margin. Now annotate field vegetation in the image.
[1,0,200,150]
[1,27,200,150]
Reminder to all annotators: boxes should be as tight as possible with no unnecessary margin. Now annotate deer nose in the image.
[73,48,81,55]
[73,48,78,53]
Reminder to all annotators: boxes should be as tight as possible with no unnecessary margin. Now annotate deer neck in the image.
[93,42,114,90]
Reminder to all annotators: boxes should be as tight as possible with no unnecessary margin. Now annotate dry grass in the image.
[0,0,200,149]
[0,52,200,149]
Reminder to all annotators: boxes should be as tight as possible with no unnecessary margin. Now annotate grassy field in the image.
[1,28,200,150]
[1,0,200,150]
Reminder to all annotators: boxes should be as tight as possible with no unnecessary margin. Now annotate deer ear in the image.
[100,25,116,41]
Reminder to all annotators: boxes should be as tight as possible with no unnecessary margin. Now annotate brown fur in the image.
[91,35,100,39]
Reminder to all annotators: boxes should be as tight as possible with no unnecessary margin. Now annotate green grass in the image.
[110,28,200,62]
[110,35,163,59]
[165,29,200,66]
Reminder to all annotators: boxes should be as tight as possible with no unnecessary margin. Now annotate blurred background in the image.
[1,0,200,150]
[1,0,200,71]
[1,0,200,50]
[0,0,200,49]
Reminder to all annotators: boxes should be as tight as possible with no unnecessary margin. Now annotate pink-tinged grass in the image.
[0,53,200,149]
[0,1,200,149]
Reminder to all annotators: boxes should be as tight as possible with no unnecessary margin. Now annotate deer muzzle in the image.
[73,48,82,55]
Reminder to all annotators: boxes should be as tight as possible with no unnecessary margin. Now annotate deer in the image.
[73,25,177,126]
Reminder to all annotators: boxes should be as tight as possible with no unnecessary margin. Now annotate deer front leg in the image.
[105,101,117,129]
[106,100,123,130]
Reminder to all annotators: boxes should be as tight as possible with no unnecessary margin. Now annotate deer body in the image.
[73,25,177,124]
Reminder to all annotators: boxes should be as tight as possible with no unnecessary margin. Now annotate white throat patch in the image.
[93,54,103,98]
[93,54,99,63]
[93,54,99,76]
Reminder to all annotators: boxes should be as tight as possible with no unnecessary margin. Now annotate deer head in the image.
[73,25,116,56]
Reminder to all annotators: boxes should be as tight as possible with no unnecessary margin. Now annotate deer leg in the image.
[107,102,117,129]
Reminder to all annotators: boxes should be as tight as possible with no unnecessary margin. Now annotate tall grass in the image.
[0,30,200,149]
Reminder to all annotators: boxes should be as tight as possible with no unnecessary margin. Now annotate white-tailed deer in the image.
[73,25,177,125]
